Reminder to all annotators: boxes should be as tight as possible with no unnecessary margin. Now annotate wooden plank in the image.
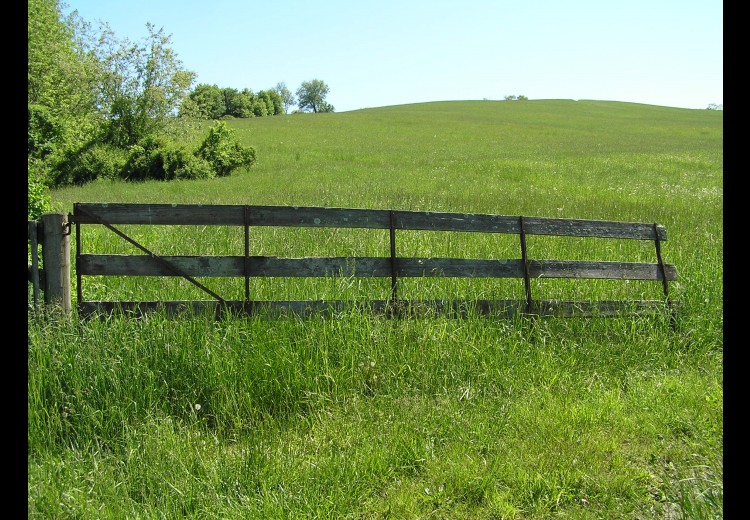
[249,205,390,228]
[72,203,393,228]
[78,298,674,319]
[72,203,247,226]
[78,254,527,278]
[72,203,668,240]
[78,254,676,281]
[40,213,71,312]
[520,217,667,240]
[529,260,678,281]
[392,211,667,240]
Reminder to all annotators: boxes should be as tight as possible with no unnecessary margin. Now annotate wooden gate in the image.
[67,203,678,321]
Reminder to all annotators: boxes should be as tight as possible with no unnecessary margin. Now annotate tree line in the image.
[28,0,333,220]
[181,79,334,120]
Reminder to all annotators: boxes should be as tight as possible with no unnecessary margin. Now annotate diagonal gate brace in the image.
[73,206,227,304]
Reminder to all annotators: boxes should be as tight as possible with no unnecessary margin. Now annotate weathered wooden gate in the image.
[65,203,678,321]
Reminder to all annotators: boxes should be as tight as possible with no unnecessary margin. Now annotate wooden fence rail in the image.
[58,203,678,321]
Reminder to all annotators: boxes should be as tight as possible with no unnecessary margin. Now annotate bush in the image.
[120,135,170,181]
[80,144,129,180]
[38,121,256,187]
[162,147,215,180]
[195,122,256,177]
[52,143,129,186]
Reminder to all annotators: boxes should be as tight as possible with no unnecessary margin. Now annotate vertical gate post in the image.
[40,212,71,314]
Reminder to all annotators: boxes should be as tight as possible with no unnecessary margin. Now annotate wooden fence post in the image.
[40,212,71,314]
[28,220,41,311]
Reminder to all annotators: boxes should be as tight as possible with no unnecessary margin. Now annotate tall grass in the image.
[31,100,722,518]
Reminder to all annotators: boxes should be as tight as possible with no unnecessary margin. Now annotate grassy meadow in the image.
[29,100,723,518]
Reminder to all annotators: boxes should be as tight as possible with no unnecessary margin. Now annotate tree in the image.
[257,89,284,116]
[296,79,333,113]
[274,81,296,113]
[28,0,101,216]
[28,0,99,122]
[181,83,225,119]
[87,22,196,147]
[221,87,254,118]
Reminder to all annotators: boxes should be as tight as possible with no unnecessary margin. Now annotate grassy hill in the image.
[32,100,723,518]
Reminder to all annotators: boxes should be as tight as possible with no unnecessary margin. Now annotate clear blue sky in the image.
[60,0,723,112]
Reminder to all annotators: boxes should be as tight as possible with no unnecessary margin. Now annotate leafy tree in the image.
[181,83,225,119]
[28,166,53,221]
[235,89,257,117]
[296,79,332,113]
[257,90,284,116]
[28,0,101,213]
[274,81,296,113]
[28,0,99,127]
[220,87,249,118]
[83,21,196,147]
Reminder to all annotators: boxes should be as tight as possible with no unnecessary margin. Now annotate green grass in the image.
[31,100,722,519]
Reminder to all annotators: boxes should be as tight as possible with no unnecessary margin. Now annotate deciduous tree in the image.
[296,79,333,113]
[274,82,296,113]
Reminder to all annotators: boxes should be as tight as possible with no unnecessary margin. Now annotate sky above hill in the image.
[60,0,723,113]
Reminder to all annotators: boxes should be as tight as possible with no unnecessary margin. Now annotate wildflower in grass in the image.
[194,403,201,411]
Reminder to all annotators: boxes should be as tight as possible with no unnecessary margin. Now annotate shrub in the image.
[195,122,256,177]
[52,143,129,186]
[162,147,215,180]
[79,144,129,180]
[120,135,170,181]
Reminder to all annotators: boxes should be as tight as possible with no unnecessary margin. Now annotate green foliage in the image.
[181,83,225,119]
[274,81,296,113]
[504,94,528,101]
[296,79,332,113]
[28,104,62,160]
[220,87,250,118]
[119,135,214,181]
[258,89,284,115]
[28,0,98,117]
[90,22,196,147]
[28,0,103,195]
[50,124,254,184]
[163,146,215,180]
[183,85,286,119]
[195,121,256,177]
[27,165,52,220]
[52,143,128,186]
[28,0,202,193]
[120,135,171,181]
[318,101,335,113]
